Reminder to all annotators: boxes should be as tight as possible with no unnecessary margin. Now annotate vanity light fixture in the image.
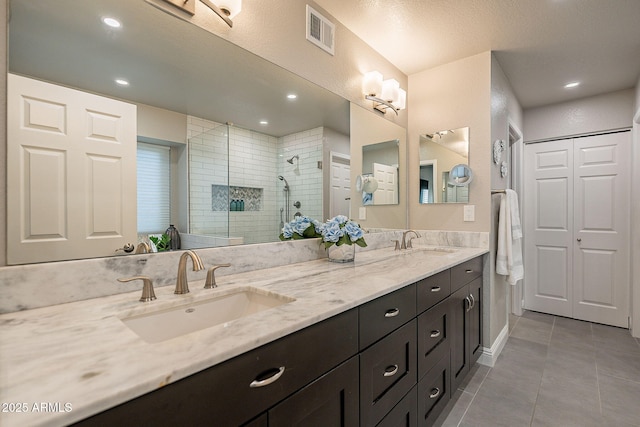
[200,0,242,27]
[362,71,406,115]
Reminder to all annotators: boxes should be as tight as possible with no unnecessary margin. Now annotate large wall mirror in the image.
[7,0,353,264]
[419,127,470,204]
[359,140,400,205]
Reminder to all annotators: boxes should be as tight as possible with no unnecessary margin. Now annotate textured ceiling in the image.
[314,0,640,108]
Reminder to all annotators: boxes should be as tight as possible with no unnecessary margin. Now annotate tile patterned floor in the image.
[434,310,640,427]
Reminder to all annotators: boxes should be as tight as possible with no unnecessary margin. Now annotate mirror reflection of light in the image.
[102,17,121,28]
[115,78,129,86]
[287,94,297,100]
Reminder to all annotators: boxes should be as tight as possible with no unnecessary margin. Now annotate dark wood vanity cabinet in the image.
[76,256,484,427]
[450,256,483,391]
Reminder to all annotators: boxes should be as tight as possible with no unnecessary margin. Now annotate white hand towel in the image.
[496,189,524,285]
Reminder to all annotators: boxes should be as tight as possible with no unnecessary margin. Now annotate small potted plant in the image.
[318,215,367,262]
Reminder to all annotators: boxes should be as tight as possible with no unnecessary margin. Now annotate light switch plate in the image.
[359,207,367,220]
[463,205,475,222]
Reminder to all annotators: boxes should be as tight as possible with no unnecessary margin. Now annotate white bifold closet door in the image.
[523,131,630,327]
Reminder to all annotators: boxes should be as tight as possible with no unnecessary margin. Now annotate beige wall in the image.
[489,55,523,348]
[350,103,407,229]
[523,88,635,142]
[408,52,492,232]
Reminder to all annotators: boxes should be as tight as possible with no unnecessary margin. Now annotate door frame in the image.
[508,120,524,316]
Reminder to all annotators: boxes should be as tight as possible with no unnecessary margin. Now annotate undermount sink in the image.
[121,287,295,343]
[402,246,459,255]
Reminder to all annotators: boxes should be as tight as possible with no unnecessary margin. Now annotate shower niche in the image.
[211,185,263,212]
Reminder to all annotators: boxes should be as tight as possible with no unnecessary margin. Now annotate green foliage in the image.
[149,233,171,252]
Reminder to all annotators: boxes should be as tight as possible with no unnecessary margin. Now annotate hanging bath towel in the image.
[496,189,524,285]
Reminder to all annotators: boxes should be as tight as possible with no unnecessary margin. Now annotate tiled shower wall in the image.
[278,127,324,224]
[187,117,323,245]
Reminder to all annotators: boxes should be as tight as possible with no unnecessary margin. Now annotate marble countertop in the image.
[0,245,487,427]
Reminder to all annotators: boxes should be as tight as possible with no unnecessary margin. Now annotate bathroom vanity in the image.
[0,245,486,427]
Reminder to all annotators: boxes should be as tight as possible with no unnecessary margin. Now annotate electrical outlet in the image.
[359,207,367,220]
[463,205,475,222]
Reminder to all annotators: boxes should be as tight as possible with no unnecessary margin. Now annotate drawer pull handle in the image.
[429,388,441,399]
[431,286,441,292]
[465,269,474,274]
[384,308,400,318]
[383,364,399,377]
[469,293,476,310]
[430,330,441,338]
[249,366,285,388]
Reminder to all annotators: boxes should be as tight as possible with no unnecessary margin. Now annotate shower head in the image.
[278,175,289,190]
[286,155,299,164]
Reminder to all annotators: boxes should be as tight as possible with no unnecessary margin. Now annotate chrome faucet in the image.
[175,250,205,294]
[401,230,421,250]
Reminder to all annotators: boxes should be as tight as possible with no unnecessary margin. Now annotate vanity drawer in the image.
[360,319,417,427]
[417,351,451,426]
[359,284,416,350]
[417,299,451,380]
[451,256,483,292]
[375,385,418,427]
[75,309,358,427]
[416,269,451,313]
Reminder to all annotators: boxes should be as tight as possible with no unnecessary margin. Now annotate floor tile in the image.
[460,377,535,427]
[433,389,474,427]
[509,317,553,345]
[599,373,640,426]
[592,323,640,355]
[596,347,640,383]
[458,363,489,395]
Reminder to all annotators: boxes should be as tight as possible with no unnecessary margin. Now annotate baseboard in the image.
[477,323,509,367]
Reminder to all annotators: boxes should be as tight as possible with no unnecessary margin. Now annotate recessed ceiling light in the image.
[259,120,268,125]
[102,17,121,28]
[115,79,129,86]
[287,94,297,100]
[564,81,580,89]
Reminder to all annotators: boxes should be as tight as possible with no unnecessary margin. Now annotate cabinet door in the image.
[269,356,359,427]
[360,320,418,427]
[468,277,483,366]
[450,285,470,391]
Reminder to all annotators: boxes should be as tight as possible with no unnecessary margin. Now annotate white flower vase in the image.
[327,244,355,263]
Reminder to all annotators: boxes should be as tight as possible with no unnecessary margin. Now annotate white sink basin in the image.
[401,246,459,255]
[121,287,295,343]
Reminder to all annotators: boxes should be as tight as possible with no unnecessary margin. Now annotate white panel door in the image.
[524,133,630,327]
[330,152,351,218]
[7,74,137,264]
[373,162,398,205]
[573,133,630,327]
[524,139,574,317]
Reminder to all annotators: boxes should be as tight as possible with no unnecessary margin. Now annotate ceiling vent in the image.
[306,5,335,56]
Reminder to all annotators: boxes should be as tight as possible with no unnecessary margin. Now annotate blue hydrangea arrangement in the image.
[317,215,367,249]
[279,216,323,240]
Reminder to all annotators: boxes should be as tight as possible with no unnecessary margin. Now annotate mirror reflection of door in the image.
[419,160,437,203]
[361,139,400,206]
[419,127,470,204]
[330,152,351,217]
